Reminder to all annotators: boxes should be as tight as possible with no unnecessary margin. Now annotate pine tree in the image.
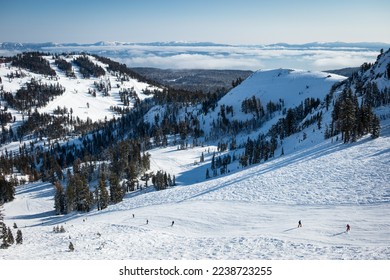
[7,227,14,245]
[371,115,381,139]
[69,241,74,252]
[74,174,90,212]
[16,229,23,244]
[0,175,15,203]
[1,221,9,249]
[205,168,210,179]
[98,173,109,210]
[66,174,76,213]
[337,88,358,143]
[109,172,123,203]
[54,181,65,215]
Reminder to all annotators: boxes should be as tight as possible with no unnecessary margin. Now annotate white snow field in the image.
[2,121,390,260]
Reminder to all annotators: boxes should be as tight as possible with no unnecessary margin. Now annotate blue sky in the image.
[1,0,389,44]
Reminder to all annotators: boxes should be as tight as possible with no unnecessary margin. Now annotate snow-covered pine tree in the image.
[1,221,9,249]
[69,241,74,252]
[16,229,23,244]
[7,227,14,245]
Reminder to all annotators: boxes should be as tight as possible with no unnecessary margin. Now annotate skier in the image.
[146,219,148,225]
[346,224,350,232]
[171,221,174,227]
[298,220,302,228]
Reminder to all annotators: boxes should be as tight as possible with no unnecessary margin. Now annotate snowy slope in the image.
[0,54,160,123]
[2,124,390,259]
[200,69,346,136]
[220,69,344,112]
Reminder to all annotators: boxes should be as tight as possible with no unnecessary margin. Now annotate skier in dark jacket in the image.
[346,224,350,232]
[298,220,302,228]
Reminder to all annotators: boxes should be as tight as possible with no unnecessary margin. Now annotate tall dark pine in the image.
[0,175,15,203]
[16,229,23,244]
[98,173,109,210]
[109,172,123,203]
[371,115,381,138]
[339,88,358,143]
[6,227,14,245]
[54,182,65,215]
[1,220,8,249]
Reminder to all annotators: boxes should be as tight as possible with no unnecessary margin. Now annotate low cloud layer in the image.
[3,42,385,71]
[102,45,383,71]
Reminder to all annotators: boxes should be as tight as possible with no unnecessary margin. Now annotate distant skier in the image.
[171,221,174,227]
[132,214,135,218]
[146,219,148,225]
[346,224,350,232]
[298,220,302,228]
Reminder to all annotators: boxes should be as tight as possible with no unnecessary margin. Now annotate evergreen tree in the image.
[54,181,65,215]
[1,221,8,249]
[98,173,109,210]
[109,172,123,203]
[6,227,14,245]
[371,115,381,139]
[74,174,90,212]
[69,241,74,252]
[205,168,210,179]
[0,175,15,203]
[65,175,76,213]
[16,229,23,244]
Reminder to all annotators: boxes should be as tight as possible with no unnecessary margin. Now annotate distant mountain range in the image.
[1,41,389,51]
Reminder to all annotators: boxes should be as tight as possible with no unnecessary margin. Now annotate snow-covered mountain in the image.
[1,49,390,260]
[0,53,160,123]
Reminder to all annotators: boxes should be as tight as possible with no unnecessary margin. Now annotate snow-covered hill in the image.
[0,53,160,123]
[2,123,390,259]
[1,49,390,260]
[204,68,345,134]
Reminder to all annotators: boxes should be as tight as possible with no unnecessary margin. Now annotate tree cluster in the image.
[0,107,13,126]
[93,79,112,96]
[73,55,105,78]
[266,97,321,140]
[0,175,15,203]
[2,78,65,112]
[0,206,22,249]
[53,138,151,214]
[152,170,175,191]
[241,96,265,118]
[54,57,76,78]
[329,87,380,142]
[11,52,56,76]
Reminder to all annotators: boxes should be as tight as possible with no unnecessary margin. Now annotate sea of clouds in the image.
[1,42,388,71]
